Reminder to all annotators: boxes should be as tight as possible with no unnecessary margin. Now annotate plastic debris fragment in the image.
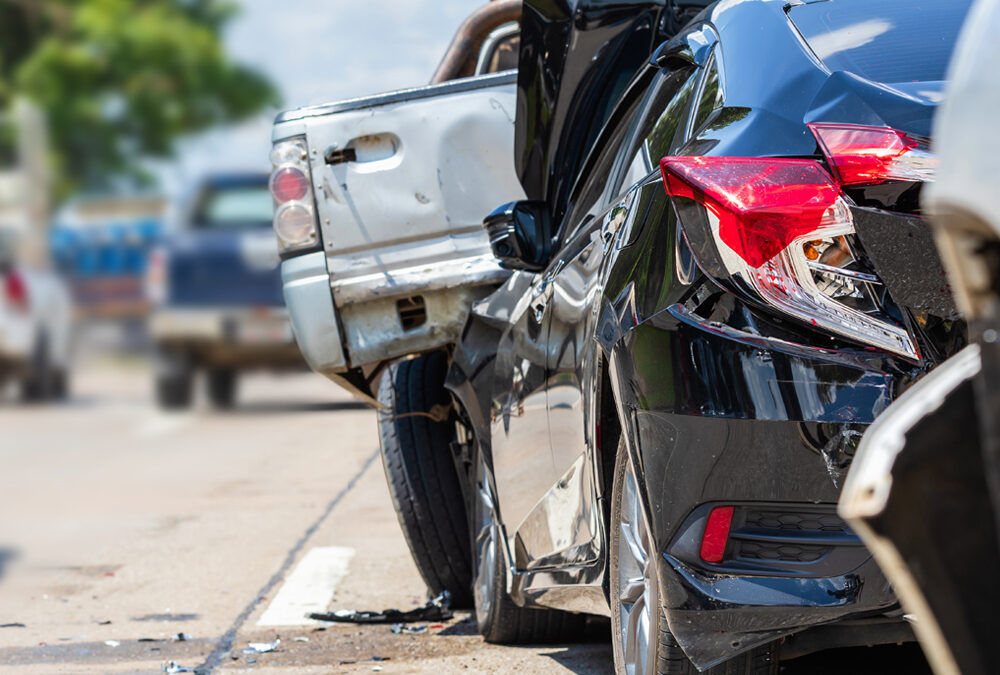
[243,638,280,654]
[310,591,452,625]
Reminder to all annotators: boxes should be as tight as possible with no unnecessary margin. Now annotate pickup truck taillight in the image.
[3,269,29,313]
[270,137,320,254]
[660,155,920,360]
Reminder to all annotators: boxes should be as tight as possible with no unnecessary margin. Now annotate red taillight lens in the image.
[660,157,842,267]
[270,167,309,203]
[660,155,919,360]
[700,505,734,563]
[4,271,28,312]
[808,123,935,186]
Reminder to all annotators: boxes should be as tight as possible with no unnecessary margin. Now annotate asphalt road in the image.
[0,359,932,674]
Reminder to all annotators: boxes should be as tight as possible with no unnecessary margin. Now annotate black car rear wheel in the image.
[376,352,473,608]
[609,436,779,675]
[472,447,587,643]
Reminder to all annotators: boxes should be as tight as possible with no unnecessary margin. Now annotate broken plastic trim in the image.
[308,591,453,624]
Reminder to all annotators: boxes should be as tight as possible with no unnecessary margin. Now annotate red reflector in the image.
[808,123,918,186]
[700,505,735,563]
[270,167,309,203]
[660,157,841,267]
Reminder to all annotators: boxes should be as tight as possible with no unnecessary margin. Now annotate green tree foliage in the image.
[0,0,278,196]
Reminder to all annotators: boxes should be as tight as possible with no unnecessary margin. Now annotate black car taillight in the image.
[660,154,920,360]
[808,123,937,186]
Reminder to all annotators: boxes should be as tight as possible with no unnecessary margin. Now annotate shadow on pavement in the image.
[781,643,930,674]
[0,547,18,581]
[224,400,372,415]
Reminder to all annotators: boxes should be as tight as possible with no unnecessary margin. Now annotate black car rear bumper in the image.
[610,302,919,667]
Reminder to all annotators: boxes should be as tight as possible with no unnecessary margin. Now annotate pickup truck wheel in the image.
[207,369,237,409]
[377,352,473,609]
[156,349,194,410]
[20,333,53,402]
[473,448,587,644]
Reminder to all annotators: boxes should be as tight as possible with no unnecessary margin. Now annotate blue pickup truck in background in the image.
[148,174,303,409]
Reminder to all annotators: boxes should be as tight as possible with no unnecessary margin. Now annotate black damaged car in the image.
[380,0,972,673]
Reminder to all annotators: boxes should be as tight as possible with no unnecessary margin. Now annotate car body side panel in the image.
[488,270,560,565]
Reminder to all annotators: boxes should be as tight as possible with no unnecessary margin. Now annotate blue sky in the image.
[157,0,479,192]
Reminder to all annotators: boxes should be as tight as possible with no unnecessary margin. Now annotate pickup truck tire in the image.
[207,369,237,409]
[156,349,194,410]
[377,352,474,609]
[20,333,53,402]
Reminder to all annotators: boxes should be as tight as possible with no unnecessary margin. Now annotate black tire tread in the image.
[377,352,473,608]
[155,349,193,410]
[482,589,587,644]
[207,368,237,409]
[658,626,778,675]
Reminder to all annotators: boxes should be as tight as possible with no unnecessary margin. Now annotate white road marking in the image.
[135,412,195,438]
[257,546,355,626]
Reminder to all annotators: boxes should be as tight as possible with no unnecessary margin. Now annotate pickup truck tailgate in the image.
[273,72,524,372]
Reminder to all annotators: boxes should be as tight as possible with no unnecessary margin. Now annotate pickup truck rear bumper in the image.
[281,251,348,375]
[150,307,292,343]
[281,250,507,379]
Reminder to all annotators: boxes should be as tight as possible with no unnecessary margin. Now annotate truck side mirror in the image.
[483,201,553,272]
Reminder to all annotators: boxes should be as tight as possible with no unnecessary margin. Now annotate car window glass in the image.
[560,96,643,244]
[619,66,700,188]
[478,27,519,74]
[196,185,273,229]
[689,51,722,137]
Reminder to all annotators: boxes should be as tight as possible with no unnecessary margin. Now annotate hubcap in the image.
[618,461,657,675]
[473,457,497,625]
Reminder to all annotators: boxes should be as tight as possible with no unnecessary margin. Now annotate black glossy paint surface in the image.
[448,0,968,668]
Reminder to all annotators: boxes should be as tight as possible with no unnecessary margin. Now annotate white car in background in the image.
[0,236,72,401]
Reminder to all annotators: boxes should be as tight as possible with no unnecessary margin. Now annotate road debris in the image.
[243,638,280,654]
[104,640,120,647]
[97,620,112,625]
[310,591,452,625]
[292,636,310,642]
[161,662,202,674]
[0,623,25,628]
[391,623,427,634]
[172,632,189,642]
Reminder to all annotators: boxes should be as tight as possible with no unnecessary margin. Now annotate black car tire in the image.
[207,368,237,409]
[376,352,473,609]
[20,333,52,402]
[609,436,779,675]
[156,349,194,410]
[472,447,587,644]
